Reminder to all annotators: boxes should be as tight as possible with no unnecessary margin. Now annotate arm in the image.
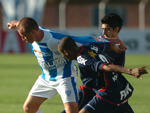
[106,38,126,47]
[7,20,20,30]
[109,42,128,53]
[103,64,148,79]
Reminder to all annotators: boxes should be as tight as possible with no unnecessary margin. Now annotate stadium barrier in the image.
[0,30,25,53]
[0,28,150,54]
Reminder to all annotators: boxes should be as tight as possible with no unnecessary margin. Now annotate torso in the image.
[29,27,78,81]
[77,42,133,104]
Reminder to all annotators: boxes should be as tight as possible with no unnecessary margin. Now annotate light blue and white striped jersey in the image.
[29,27,108,81]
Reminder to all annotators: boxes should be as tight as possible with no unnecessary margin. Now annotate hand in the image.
[131,66,148,79]
[7,20,19,30]
[110,42,128,53]
[117,45,128,53]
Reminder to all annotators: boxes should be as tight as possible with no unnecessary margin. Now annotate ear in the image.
[115,27,119,32]
[64,50,69,56]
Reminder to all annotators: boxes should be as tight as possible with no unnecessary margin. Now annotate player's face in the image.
[18,29,36,43]
[102,24,116,38]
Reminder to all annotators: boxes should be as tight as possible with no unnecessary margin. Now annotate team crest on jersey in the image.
[65,90,72,96]
[88,50,97,58]
[77,56,87,65]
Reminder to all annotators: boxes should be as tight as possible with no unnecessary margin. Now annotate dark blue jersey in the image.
[77,42,133,104]
[95,42,125,67]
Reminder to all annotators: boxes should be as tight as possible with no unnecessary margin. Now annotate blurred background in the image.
[0,0,150,54]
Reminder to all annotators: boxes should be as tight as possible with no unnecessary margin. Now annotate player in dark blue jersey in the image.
[58,36,148,113]
[76,13,127,113]
[61,13,127,113]
[76,43,126,113]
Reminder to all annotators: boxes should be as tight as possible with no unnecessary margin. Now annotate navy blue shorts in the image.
[78,85,96,110]
[83,96,134,113]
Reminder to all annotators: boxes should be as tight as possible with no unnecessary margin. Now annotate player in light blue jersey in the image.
[7,17,78,113]
[7,17,112,113]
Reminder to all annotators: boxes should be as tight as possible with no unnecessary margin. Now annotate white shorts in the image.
[29,75,78,103]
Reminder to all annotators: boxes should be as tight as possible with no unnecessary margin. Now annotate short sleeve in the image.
[77,54,108,72]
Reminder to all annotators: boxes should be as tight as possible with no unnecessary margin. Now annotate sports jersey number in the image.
[98,54,109,63]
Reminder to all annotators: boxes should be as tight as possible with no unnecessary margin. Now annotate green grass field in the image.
[0,54,150,113]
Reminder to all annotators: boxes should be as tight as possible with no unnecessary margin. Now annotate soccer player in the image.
[100,13,125,47]
[7,17,123,113]
[7,17,80,113]
[76,13,127,112]
[61,13,127,113]
[61,13,126,113]
[58,36,148,113]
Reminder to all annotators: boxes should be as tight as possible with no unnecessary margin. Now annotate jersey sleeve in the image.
[42,30,60,51]
[77,54,108,72]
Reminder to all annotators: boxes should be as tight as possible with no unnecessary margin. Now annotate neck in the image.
[113,32,119,38]
[75,47,80,60]
[37,29,44,42]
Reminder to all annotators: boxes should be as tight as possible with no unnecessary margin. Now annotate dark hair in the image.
[17,17,39,33]
[101,13,123,32]
[58,37,77,52]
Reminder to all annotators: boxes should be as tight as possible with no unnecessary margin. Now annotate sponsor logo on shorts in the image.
[65,90,72,96]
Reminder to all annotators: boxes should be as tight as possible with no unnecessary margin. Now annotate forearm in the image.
[109,42,127,53]
[103,64,132,75]
[102,64,148,79]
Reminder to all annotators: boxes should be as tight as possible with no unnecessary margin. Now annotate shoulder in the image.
[38,28,56,43]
